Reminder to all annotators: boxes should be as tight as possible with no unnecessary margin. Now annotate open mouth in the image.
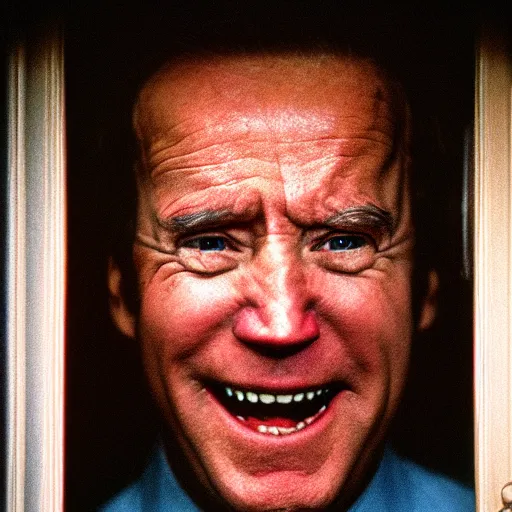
[210,383,341,436]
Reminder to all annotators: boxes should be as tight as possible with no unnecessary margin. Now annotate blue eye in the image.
[184,236,227,251]
[322,235,367,251]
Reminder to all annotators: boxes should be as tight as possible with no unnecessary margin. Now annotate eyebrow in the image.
[325,205,394,238]
[157,210,239,233]
[157,204,394,237]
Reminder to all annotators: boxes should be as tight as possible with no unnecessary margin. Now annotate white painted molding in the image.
[6,28,66,512]
[474,25,512,512]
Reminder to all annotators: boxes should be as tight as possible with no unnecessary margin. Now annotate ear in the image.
[417,270,439,331]
[108,256,136,339]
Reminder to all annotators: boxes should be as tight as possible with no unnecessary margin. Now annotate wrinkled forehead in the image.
[132,53,409,157]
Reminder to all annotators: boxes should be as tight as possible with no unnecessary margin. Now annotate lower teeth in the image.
[248,405,327,436]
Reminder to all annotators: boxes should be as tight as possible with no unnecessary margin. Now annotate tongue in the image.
[244,416,299,429]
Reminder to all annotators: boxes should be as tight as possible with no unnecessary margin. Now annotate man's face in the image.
[111,54,429,510]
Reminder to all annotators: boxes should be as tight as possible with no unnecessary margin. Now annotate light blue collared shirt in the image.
[100,445,474,511]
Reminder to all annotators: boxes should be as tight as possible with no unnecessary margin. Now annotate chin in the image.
[162,385,388,512]
[211,475,343,512]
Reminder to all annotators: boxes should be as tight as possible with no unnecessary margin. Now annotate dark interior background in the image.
[7,2,479,511]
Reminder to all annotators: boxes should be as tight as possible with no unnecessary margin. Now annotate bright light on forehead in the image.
[134,52,409,198]
[229,111,336,138]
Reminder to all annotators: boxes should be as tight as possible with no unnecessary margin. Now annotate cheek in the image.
[319,270,413,377]
[138,270,239,355]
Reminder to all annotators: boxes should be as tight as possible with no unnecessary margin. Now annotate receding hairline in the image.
[135,49,400,105]
[132,50,410,169]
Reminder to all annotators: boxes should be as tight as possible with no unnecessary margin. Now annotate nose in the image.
[232,237,320,355]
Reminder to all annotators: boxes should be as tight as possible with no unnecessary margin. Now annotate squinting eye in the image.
[317,235,367,252]
[183,236,227,251]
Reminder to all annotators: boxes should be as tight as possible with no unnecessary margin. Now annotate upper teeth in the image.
[225,386,325,404]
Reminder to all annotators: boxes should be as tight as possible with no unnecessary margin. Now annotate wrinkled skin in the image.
[109,54,437,511]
